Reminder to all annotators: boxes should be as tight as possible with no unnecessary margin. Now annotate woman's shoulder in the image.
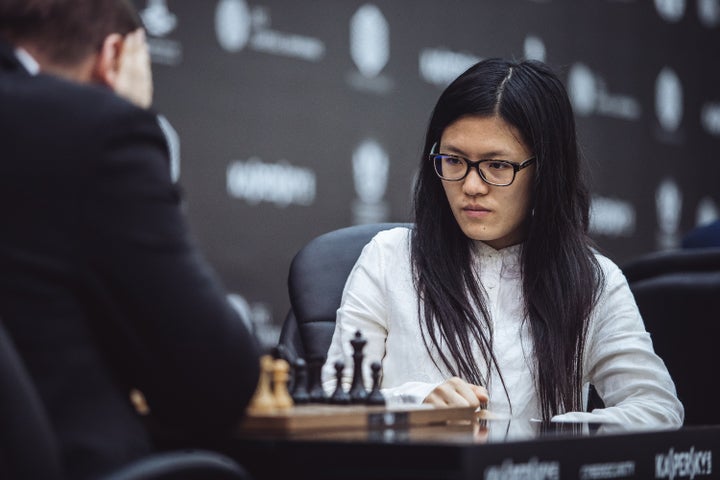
[361,225,413,259]
[368,225,413,249]
[590,249,629,287]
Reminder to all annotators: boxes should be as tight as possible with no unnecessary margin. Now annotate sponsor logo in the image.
[419,47,481,88]
[524,35,546,62]
[568,63,641,120]
[484,458,560,480]
[140,0,177,37]
[215,0,325,62]
[589,195,637,237]
[215,0,252,52]
[655,0,686,22]
[579,461,635,479]
[655,67,684,133]
[352,139,389,224]
[655,446,712,479]
[694,197,719,226]
[347,4,393,94]
[227,293,277,349]
[655,178,683,249]
[698,0,720,27]
[701,102,720,136]
[226,158,316,207]
[140,0,182,65]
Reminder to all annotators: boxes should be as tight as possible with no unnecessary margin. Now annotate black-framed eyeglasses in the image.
[429,143,536,186]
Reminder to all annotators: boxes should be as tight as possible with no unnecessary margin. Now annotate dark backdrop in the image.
[134,0,720,348]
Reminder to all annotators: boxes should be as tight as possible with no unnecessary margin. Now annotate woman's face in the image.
[439,115,535,250]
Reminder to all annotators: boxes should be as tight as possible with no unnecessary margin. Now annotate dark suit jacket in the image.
[0,40,260,479]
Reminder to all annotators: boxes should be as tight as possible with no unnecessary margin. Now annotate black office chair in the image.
[628,271,720,425]
[277,222,412,364]
[0,319,253,480]
[621,247,720,284]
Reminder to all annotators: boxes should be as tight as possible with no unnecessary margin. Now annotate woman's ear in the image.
[91,33,124,89]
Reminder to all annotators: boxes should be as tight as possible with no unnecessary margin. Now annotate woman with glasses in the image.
[322,58,683,425]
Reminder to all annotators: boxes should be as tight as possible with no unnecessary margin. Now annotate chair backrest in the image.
[620,247,720,284]
[628,271,720,425]
[0,319,64,480]
[278,223,412,363]
[0,319,253,480]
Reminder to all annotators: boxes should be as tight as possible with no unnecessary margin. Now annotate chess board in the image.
[237,404,477,435]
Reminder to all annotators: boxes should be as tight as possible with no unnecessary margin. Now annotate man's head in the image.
[0,0,153,108]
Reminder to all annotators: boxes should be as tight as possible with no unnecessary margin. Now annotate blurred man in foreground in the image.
[0,1,260,478]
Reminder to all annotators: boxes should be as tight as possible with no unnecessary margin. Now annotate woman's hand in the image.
[423,377,489,408]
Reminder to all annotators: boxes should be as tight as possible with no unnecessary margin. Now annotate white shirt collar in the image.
[14,47,40,75]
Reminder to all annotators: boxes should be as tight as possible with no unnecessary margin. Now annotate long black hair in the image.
[411,58,603,420]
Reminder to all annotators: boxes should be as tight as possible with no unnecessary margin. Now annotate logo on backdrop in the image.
[523,35,546,62]
[419,48,481,88]
[655,67,684,136]
[655,178,683,250]
[215,0,325,62]
[567,63,641,120]
[140,0,182,66]
[589,195,636,238]
[701,102,720,136]
[226,157,316,207]
[347,4,393,94]
[698,0,720,27]
[694,197,719,227]
[352,139,389,224]
[227,293,276,350]
[655,0,686,23]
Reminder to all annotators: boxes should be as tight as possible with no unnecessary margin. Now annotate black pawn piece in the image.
[291,358,310,405]
[307,356,328,403]
[348,330,368,404]
[367,361,385,406]
[329,361,351,404]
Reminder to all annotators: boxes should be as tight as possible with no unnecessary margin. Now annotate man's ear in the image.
[91,33,124,89]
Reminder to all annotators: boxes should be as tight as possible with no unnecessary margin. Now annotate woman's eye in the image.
[487,161,511,170]
[444,156,464,166]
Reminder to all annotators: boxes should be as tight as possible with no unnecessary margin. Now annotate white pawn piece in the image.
[247,354,276,414]
[272,358,294,410]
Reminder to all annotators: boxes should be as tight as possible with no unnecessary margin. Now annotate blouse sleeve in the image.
[321,230,440,403]
[551,260,684,426]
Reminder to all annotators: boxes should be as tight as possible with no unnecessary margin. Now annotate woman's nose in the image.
[462,167,490,196]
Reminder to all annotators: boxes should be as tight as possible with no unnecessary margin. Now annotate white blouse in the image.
[321,227,684,425]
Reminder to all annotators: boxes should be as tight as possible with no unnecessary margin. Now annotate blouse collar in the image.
[471,240,523,277]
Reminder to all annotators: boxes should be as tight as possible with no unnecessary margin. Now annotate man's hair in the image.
[0,0,141,66]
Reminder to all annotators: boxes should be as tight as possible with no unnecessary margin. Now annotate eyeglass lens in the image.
[434,156,515,185]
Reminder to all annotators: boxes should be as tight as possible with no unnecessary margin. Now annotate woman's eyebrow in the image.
[441,144,512,158]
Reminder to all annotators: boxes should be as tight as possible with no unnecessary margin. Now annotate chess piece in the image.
[307,355,328,403]
[348,330,368,404]
[329,360,351,404]
[247,354,276,413]
[272,358,294,410]
[291,358,310,404]
[366,361,386,406]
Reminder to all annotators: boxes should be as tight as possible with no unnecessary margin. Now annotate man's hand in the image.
[116,28,153,108]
